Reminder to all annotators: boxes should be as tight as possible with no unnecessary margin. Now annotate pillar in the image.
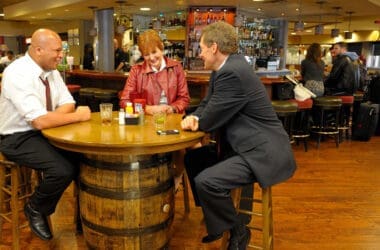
[94,8,114,72]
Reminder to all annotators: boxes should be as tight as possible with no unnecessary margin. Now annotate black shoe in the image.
[24,203,53,240]
[201,233,223,243]
[227,226,251,250]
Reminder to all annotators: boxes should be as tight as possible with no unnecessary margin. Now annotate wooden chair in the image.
[220,183,274,250]
[0,154,34,249]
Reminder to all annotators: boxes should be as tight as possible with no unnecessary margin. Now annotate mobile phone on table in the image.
[156,129,180,135]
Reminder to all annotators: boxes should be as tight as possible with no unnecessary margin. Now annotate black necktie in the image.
[40,77,52,111]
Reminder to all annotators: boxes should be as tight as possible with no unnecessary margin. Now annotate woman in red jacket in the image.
[119,29,190,115]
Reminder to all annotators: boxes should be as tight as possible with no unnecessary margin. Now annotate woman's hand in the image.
[145,105,173,115]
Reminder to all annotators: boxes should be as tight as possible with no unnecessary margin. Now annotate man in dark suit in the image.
[324,42,356,96]
[181,22,297,249]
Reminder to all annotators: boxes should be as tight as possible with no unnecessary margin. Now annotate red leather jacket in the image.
[119,57,190,113]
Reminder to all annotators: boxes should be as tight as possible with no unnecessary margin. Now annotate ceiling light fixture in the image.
[294,0,304,32]
[344,11,354,39]
[88,6,98,36]
[331,6,341,38]
[115,0,129,34]
[314,0,326,35]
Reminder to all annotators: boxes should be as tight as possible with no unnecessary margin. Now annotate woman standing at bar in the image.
[119,29,190,115]
[301,43,325,97]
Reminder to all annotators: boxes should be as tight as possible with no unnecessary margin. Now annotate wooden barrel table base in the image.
[79,153,174,249]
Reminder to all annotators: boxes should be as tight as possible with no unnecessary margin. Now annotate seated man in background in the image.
[181,22,297,249]
[0,50,15,67]
[0,28,91,240]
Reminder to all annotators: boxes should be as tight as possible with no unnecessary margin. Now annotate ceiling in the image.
[2,0,380,35]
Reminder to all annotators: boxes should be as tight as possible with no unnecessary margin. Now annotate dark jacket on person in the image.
[193,54,297,188]
[324,54,356,95]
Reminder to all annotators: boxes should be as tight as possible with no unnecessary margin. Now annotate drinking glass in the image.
[153,111,166,130]
[99,103,113,125]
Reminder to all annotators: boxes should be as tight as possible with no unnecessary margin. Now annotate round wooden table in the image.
[42,113,204,249]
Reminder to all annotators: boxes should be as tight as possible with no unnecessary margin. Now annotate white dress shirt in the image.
[0,52,75,135]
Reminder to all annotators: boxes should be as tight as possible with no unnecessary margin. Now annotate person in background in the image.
[301,43,325,97]
[0,50,15,67]
[129,44,143,65]
[114,38,130,72]
[119,29,190,115]
[82,43,94,70]
[181,21,296,249]
[324,42,356,96]
[116,43,131,72]
[0,28,91,241]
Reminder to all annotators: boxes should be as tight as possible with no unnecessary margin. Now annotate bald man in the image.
[0,28,91,240]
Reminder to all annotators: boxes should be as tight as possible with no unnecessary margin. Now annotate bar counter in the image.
[66,69,290,100]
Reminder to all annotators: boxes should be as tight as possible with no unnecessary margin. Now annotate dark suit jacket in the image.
[193,54,296,188]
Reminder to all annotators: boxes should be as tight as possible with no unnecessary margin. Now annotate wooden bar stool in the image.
[0,153,34,250]
[220,183,274,250]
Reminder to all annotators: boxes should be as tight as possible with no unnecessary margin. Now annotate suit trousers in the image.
[0,130,80,215]
[184,144,256,235]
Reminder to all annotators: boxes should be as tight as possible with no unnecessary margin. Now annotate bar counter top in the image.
[66,69,291,99]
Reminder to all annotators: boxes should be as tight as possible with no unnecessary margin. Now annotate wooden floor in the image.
[1,135,380,250]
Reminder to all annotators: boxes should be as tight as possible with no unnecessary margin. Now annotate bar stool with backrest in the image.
[220,183,273,250]
[271,100,298,143]
[0,153,35,249]
[290,98,313,152]
[311,96,342,148]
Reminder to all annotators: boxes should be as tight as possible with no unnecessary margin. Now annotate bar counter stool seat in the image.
[271,100,298,143]
[290,98,313,151]
[220,183,274,250]
[311,96,342,148]
[352,92,364,136]
[66,84,81,105]
[338,95,354,142]
[94,89,119,112]
[78,87,101,111]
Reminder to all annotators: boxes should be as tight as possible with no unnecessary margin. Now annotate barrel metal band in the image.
[79,178,173,199]
[81,214,174,236]
[81,154,171,171]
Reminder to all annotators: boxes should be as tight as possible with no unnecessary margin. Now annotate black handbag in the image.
[274,82,295,100]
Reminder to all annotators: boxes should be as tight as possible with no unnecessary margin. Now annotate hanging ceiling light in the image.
[294,0,304,32]
[294,21,304,32]
[314,0,326,35]
[152,0,161,30]
[344,11,354,39]
[115,0,129,34]
[315,24,324,35]
[88,6,98,36]
[331,6,341,38]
